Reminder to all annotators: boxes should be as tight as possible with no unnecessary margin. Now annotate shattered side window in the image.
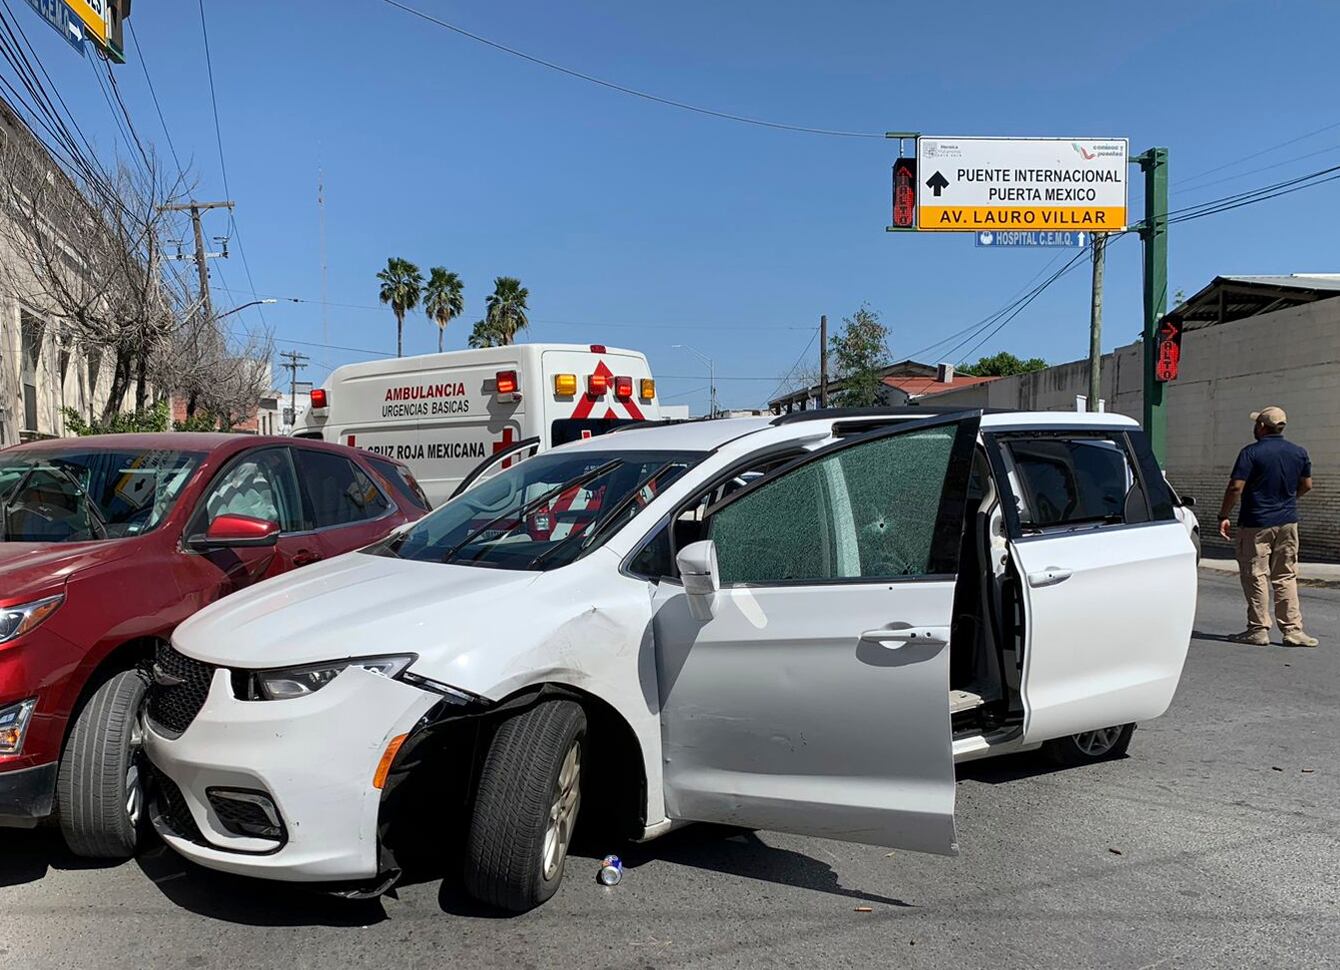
[840,428,954,578]
[710,462,833,583]
[708,426,956,584]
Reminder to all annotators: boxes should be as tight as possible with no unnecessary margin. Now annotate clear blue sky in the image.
[21,0,1340,412]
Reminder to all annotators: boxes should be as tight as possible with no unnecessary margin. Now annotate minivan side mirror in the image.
[1180,494,1196,508]
[188,514,280,551]
[676,540,719,619]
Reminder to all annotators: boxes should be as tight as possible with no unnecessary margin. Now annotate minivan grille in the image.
[146,644,215,736]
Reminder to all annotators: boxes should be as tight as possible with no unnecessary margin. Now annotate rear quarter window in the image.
[367,456,432,512]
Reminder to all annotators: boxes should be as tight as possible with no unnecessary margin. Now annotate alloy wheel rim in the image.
[1074,726,1122,756]
[125,717,145,827]
[542,741,581,881]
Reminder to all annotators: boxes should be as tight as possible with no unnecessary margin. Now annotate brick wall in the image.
[924,297,1340,561]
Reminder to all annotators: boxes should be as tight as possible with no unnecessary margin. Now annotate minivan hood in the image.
[0,540,132,604]
[173,551,541,669]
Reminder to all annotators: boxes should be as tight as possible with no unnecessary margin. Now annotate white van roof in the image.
[323,343,649,381]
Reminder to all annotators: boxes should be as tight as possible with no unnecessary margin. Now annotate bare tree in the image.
[0,106,272,431]
[0,121,193,423]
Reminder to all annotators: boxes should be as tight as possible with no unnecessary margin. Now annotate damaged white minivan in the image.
[144,409,1196,911]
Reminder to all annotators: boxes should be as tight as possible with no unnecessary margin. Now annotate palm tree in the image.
[423,267,465,353]
[467,318,505,348]
[484,276,530,346]
[376,257,424,357]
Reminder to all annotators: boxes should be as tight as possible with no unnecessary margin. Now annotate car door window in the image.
[1002,436,1149,530]
[707,426,960,584]
[295,449,391,528]
[195,448,303,533]
[627,450,804,580]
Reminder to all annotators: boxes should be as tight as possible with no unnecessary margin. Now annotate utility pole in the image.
[1087,234,1106,412]
[819,314,829,408]
[158,201,234,322]
[1136,148,1170,463]
[279,349,309,430]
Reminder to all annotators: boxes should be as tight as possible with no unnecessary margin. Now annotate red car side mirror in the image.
[188,514,280,551]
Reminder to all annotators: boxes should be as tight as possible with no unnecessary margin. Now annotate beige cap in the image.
[1251,406,1287,429]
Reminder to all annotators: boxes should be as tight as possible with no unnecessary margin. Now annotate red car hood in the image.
[0,540,133,605]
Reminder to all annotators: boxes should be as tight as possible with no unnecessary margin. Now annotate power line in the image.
[378,0,883,139]
[1179,119,1340,187]
[764,326,820,404]
[99,53,153,175]
[196,0,269,333]
[127,20,182,176]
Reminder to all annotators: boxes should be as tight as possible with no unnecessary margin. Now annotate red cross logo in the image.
[492,427,517,468]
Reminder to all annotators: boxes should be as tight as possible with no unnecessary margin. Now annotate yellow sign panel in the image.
[62,0,107,46]
[918,205,1125,231]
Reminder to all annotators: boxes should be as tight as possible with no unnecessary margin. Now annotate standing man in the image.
[1218,406,1317,647]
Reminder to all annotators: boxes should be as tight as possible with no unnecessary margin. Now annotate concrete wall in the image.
[924,298,1340,561]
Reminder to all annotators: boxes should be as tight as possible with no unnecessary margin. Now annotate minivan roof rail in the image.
[769,406,1018,426]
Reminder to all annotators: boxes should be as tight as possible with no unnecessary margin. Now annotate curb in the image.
[1199,561,1340,590]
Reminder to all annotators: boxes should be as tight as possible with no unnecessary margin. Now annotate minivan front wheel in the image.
[464,699,587,912]
[56,669,150,858]
[1044,723,1135,766]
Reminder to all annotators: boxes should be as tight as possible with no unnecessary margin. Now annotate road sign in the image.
[21,0,86,55]
[62,0,109,46]
[916,137,1128,232]
[975,230,1088,248]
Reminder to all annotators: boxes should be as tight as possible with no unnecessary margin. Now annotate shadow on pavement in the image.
[134,842,388,928]
[956,749,1129,785]
[0,828,125,888]
[582,824,913,908]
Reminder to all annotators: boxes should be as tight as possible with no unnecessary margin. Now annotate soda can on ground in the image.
[597,855,623,886]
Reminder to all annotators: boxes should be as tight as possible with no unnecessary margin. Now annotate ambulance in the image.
[293,344,660,506]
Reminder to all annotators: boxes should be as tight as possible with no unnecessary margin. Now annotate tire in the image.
[1044,723,1135,767]
[464,699,587,912]
[56,669,150,859]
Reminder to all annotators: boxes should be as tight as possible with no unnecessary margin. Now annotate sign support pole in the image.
[1087,233,1106,411]
[1136,148,1169,464]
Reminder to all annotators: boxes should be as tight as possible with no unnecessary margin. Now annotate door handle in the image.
[860,627,950,649]
[1027,566,1072,588]
[293,550,323,567]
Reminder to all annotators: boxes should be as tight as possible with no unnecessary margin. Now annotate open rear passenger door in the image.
[651,412,981,853]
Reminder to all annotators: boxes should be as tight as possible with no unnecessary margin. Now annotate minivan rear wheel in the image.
[464,699,587,912]
[1044,723,1135,766]
[56,669,150,859]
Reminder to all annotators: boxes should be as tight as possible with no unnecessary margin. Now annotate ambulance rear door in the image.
[540,346,661,448]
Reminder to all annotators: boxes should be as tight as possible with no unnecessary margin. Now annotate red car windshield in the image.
[0,448,204,543]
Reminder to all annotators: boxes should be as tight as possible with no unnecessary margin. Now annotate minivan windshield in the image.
[378,449,700,570]
[0,447,204,543]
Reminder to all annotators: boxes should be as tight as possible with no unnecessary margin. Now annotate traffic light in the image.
[891,157,916,229]
[1154,316,1183,382]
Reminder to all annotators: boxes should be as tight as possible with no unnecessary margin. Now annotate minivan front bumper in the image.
[0,761,57,826]
[144,663,438,882]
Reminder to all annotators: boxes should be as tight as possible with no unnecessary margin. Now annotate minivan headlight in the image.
[251,655,415,700]
[0,595,63,644]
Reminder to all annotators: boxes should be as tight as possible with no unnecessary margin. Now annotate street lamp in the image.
[673,344,716,418]
[216,298,277,320]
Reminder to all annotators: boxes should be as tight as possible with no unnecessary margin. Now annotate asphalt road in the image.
[2,572,1337,970]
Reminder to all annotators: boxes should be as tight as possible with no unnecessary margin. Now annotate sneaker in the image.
[1227,630,1270,646]
[1282,632,1319,647]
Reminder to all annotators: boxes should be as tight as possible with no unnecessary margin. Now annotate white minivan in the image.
[145,409,1196,911]
[294,344,661,506]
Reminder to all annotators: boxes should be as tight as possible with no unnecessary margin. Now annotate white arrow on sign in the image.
[1078,232,1086,247]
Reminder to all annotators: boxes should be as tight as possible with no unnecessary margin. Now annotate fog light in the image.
[206,788,286,841]
[0,698,36,755]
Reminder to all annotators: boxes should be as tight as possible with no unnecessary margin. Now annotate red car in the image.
[0,433,428,856]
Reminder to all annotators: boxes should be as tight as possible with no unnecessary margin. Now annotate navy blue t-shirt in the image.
[1230,434,1312,527]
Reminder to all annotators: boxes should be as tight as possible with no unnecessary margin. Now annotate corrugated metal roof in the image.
[1167,273,1340,330]
[1219,274,1340,292]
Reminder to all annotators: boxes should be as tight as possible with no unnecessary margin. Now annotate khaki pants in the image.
[1235,523,1303,635]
